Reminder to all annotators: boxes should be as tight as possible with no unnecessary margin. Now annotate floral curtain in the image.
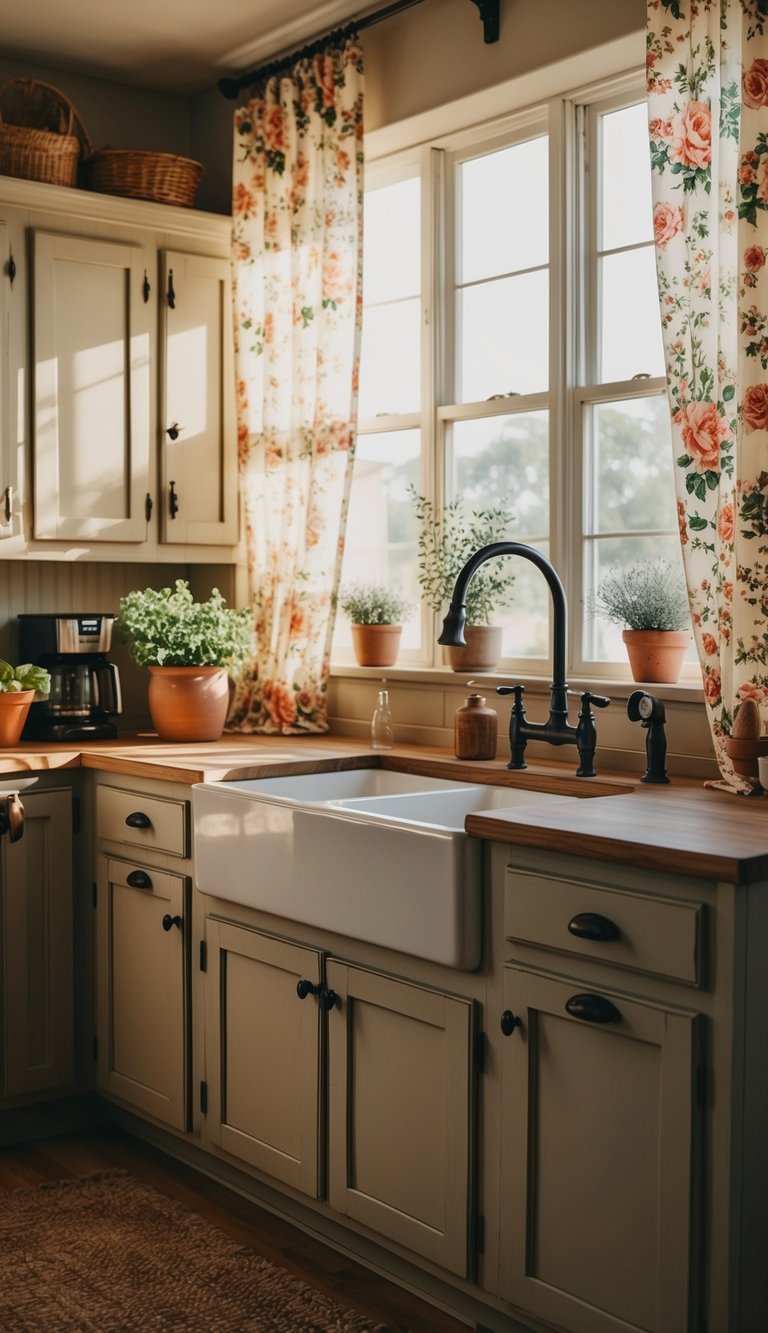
[227,37,364,733]
[648,0,768,787]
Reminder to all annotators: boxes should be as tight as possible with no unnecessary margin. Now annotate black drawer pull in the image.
[125,811,151,830]
[162,913,182,932]
[567,912,620,943]
[126,870,152,890]
[565,993,622,1024]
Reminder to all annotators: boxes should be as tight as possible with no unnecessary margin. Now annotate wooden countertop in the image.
[1,733,766,883]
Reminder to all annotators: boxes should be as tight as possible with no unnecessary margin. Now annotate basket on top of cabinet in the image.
[0,78,91,188]
[87,148,204,208]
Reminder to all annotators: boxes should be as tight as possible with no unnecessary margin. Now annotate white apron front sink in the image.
[192,769,578,970]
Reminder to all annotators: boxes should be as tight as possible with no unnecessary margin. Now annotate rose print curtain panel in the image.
[227,37,363,733]
[648,0,768,788]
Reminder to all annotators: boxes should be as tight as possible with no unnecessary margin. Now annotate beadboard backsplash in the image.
[0,561,237,733]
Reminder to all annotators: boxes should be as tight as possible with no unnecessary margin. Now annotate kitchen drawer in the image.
[97,785,189,858]
[505,866,704,987]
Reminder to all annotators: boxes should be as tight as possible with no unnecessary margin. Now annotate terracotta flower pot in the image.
[445,625,503,673]
[622,630,690,685]
[350,624,403,668]
[147,666,230,743]
[0,690,35,746]
[725,736,768,780]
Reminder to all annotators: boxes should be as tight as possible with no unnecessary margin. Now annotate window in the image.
[334,72,683,679]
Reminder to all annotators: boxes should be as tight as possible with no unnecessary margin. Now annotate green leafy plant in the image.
[339,583,412,626]
[0,660,51,695]
[410,489,516,626]
[592,559,689,631]
[117,580,253,667]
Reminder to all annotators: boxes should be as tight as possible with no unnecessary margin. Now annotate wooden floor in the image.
[0,1125,470,1333]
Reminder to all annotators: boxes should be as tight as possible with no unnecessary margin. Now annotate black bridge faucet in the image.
[438,541,610,776]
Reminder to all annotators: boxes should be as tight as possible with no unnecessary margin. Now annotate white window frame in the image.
[337,44,695,687]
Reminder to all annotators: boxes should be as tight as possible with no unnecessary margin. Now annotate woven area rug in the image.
[0,1171,388,1331]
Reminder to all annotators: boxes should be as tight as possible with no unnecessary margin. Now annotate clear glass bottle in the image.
[371,687,395,750]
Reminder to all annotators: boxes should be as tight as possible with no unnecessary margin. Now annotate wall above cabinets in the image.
[0,175,240,565]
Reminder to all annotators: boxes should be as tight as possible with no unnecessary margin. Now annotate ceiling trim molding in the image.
[215,0,376,72]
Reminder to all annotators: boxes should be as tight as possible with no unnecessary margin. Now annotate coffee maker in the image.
[18,613,122,741]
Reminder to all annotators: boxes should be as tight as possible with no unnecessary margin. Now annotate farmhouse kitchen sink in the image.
[192,768,580,970]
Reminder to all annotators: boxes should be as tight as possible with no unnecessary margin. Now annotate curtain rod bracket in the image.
[470,0,500,43]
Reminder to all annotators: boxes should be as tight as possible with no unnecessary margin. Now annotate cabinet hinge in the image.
[200,1080,208,1115]
[92,882,97,908]
[145,492,154,523]
[696,1063,708,1108]
[93,1036,98,1062]
[472,1213,485,1254]
[7,254,16,286]
[473,1030,486,1074]
[71,795,81,834]
[199,939,207,972]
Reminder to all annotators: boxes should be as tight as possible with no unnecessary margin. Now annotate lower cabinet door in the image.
[2,789,74,1097]
[97,856,189,1130]
[499,965,702,1333]
[326,960,475,1277]
[203,920,323,1198]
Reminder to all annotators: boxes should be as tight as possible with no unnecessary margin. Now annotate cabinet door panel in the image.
[32,231,151,541]
[97,856,189,1129]
[500,965,702,1333]
[327,961,474,1277]
[160,250,236,545]
[204,920,322,1197]
[2,789,73,1097]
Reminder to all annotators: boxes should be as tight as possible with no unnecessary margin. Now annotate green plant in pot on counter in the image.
[410,489,516,670]
[591,558,690,683]
[339,583,412,667]
[117,580,253,743]
[0,660,51,747]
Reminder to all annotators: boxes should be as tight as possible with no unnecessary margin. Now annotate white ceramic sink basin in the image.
[192,769,578,970]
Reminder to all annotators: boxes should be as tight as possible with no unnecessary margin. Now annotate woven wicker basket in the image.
[88,149,204,208]
[0,79,90,188]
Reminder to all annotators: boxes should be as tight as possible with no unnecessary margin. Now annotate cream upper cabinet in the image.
[159,250,237,546]
[32,230,152,542]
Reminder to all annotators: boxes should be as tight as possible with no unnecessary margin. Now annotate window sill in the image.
[328,661,704,708]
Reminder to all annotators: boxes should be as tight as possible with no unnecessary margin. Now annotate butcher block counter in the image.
[0,731,766,882]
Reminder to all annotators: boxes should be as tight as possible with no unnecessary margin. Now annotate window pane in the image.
[364,177,420,304]
[335,430,422,654]
[459,270,548,401]
[599,248,664,382]
[587,396,676,534]
[601,103,653,251]
[459,136,548,283]
[359,299,421,417]
[450,412,549,658]
[452,411,549,536]
[583,535,687,661]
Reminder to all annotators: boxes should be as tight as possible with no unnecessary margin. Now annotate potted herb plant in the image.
[339,583,412,667]
[592,558,690,683]
[0,660,51,746]
[117,580,252,742]
[410,490,516,670]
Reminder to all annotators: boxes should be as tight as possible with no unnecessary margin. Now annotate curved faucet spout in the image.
[437,541,568,693]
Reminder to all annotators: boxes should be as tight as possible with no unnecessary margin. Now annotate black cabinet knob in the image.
[162,914,182,932]
[296,978,318,1000]
[500,1009,521,1036]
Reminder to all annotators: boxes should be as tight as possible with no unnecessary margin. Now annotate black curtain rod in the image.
[218,0,426,99]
